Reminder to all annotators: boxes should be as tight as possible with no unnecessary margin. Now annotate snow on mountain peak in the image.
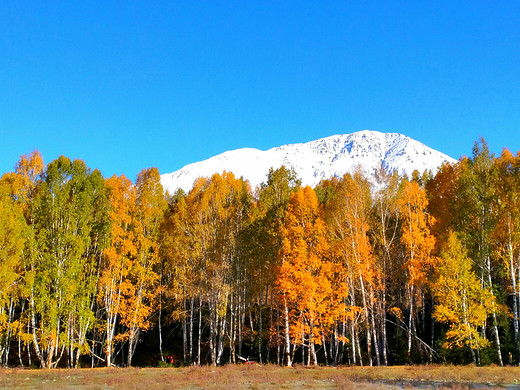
[160,130,456,194]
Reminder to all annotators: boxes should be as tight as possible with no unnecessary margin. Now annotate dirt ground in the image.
[1,364,519,389]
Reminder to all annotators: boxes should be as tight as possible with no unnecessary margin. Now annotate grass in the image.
[0,364,519,389]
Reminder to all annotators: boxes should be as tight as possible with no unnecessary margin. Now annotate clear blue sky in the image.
[1,1,519,181]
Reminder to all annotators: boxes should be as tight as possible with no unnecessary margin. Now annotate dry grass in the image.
[0,364,518,389]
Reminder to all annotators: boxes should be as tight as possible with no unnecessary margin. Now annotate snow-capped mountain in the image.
[161,130,457,194]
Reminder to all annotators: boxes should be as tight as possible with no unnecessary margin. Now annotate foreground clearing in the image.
[1,365,519,389]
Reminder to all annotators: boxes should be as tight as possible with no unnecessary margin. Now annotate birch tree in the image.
[397,179,436,361]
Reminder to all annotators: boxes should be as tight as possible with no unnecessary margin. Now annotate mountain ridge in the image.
[160,130,457,194]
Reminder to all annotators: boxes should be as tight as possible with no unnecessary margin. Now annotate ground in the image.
[1,364,519,389]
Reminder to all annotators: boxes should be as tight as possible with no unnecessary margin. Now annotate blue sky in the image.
[1,1,519,181]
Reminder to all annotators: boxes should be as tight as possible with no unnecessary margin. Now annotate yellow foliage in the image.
[389,307,404,322]
[432,230,496,350]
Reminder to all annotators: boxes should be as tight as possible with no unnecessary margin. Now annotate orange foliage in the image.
[276,186,349,363]
[398,180,437,288]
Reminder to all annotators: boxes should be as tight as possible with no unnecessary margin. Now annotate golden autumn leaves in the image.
[0,139,519,368]
[100,169,167,367]
[0,152,167,367]
[277,186,349,366]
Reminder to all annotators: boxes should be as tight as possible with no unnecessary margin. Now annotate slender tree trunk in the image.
[258,303,263,363]
[0,309,5,366]
[249,310,255,356]
[430,297,435,363]
[491,307,503,365]
[341,320,346,365]
[381,290,389,366]
[238,292,243,358]
[283,298,292,366]
[27,319,32,367]
[182,298,188,363]
[190,297,194,364]
[197,296,202,365]
[322,332,328,366]
[517,264,520,365]
[267,301,273,363]
[74,342,81,369]
[408,284,414,362]
[508,231,520,364]
[350,322,356,365]
[332,324,339,365]
[17,301,25,367]
[290,339,297,363]
[30,293,45,368]
[127,327,141,367]
[216,290,229,366]
[355,327,363,366]
[67,321,73,368]
[359,275,373,366]
[486,255,504,366]
[216,310,227,365]
[158,297,164,362]
[302,324,306,365]
[2,298,14,367]
[371,309,380,366]
[229,293,235,364]
[209,298,216,365]
[309,318,317,365]
[106,316,115,367]
[18,334,23,367]
[462,291,477,365]
[277,308,281,365]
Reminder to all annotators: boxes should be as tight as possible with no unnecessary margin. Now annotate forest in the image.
[1,139,520,369]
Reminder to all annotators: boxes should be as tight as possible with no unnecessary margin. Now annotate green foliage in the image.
[433,232,495,352]
[27,156,110,367]
[3,139,520,368]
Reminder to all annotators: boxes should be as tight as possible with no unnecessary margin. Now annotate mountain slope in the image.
[160,130,457,193]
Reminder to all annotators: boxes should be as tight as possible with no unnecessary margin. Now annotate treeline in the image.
[1,139,520,368]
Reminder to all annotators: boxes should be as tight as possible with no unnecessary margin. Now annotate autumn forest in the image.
[2,139,520,368]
